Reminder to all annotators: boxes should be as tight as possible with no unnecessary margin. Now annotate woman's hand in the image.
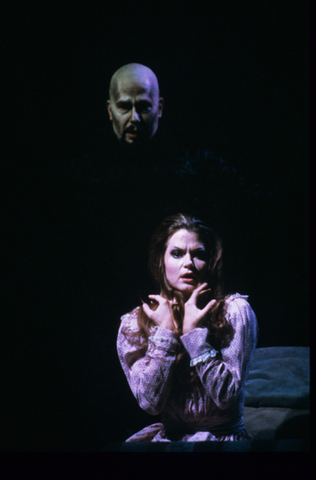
[182,283,216,335]
[142,295,177,332]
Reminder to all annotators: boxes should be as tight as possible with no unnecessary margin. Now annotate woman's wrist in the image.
[182,316,197,334]
[160,319,176,332]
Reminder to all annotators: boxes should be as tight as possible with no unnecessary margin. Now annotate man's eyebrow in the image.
[117,100,131,105]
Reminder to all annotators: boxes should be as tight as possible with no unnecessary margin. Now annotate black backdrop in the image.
[2,1,309,451]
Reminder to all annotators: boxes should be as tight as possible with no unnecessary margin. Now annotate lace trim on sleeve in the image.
[190,348,218,367]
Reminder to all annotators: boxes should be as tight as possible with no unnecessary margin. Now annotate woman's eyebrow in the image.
[191,248,206,255]
[170,246,205,251]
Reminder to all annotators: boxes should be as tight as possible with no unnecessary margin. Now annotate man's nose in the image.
[130,107,140,123]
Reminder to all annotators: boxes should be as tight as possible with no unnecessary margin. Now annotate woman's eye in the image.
[171,250,181,258]
[194,252,206,260]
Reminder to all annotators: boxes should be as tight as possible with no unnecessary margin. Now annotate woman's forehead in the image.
[166,229,204,248]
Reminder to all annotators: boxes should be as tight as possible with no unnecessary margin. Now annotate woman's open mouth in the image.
[181,273,196,283]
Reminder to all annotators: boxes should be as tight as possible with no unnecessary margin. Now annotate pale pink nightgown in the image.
[117,294,258,442]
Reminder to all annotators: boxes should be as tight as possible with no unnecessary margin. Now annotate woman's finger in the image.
[142,302,153,318]
[199,288,212,296]
[148,294,162,302]
[197,282,208,290]
[202,299,216,315]
[191,282,207,296]
[190,283,210,301]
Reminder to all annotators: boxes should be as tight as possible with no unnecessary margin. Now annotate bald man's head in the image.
[107,63,164,146]
[109,64,160,101]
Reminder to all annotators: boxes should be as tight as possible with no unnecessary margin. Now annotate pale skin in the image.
[142,230,216,334]
[106,63,164,146]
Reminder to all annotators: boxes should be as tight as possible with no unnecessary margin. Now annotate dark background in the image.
[2,1,309,451]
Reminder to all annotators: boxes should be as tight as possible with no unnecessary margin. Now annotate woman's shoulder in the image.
[225,293,249,305]
[224,294,258,344]
[119,306,141,332]
[224,293,255,318]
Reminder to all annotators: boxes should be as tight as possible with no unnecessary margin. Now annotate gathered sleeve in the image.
[117,308,179,415]
[180,295,258,410]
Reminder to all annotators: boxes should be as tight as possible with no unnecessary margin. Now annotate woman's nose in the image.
[184,254,194,268]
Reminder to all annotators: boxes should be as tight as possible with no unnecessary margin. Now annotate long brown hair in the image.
[122,213,233,387]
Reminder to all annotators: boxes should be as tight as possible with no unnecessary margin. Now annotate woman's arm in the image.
[180,296,258,409]
[117,309,179,415]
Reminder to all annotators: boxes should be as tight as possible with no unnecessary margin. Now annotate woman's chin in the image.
[175,285,195,299]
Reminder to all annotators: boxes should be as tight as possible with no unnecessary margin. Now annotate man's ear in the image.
[106,100,113,120]
[158,97,164,118]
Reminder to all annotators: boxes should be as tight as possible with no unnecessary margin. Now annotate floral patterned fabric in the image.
[117,294,258,442]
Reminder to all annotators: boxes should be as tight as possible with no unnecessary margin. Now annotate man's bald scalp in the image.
[109,63,160,101]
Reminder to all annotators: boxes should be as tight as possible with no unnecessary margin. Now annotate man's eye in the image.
[117,103,130,111]
[137,103,151,113]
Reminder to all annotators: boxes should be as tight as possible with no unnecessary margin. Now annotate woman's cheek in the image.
[165,258,179,285]
[197,262,207,280]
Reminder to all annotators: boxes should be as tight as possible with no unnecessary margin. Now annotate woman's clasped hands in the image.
[142,283,216,335]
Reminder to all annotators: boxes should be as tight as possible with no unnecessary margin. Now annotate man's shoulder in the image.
[184,144,275,199]
[183,144,238,176]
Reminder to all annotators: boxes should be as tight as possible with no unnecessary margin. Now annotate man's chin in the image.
[121,134,148,148]
[124,137,140,145]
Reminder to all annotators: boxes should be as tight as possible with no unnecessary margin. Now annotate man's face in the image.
[107,75,164,146]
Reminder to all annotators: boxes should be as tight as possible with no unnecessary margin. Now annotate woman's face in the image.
[164,229,208,299]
